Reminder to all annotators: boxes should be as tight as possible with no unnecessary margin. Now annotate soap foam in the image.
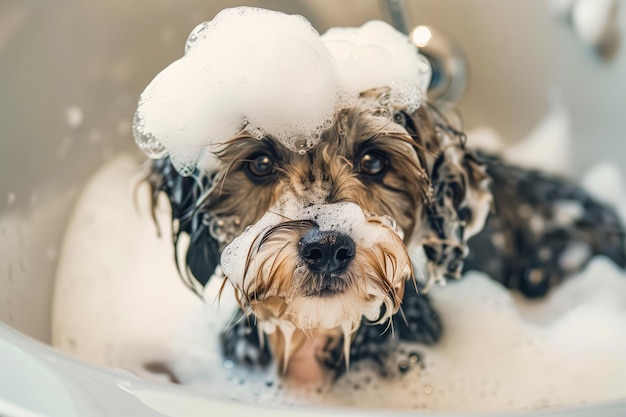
[133,8,430,175]
[219,211,284,290]
[133,7,338,175]
[51,151,626,412]
[322,20,431,112]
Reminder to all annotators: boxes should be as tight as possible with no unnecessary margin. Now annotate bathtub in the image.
[2,0,626,416]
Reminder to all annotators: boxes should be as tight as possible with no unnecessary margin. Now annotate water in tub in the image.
[52,8,626,412]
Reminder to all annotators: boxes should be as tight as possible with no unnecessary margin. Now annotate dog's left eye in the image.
[246,154,275,178]
[359,151,387,177]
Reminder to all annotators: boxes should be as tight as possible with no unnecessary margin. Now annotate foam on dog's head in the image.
[323,20,431,112]
[133,7,338,175]
[133,7,430,176]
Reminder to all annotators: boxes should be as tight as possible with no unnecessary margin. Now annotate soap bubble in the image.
[132,8,431,176]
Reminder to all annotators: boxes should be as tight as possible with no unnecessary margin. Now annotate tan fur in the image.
[204,100,432,245]
[204,89,492,371]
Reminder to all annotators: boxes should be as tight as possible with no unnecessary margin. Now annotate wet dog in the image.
[143,87,625,379]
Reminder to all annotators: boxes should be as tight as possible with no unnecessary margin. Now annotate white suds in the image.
[52,152,626,412]
[322,20,431,112]
[132,7,430,175]
[552,200,584,226]
[219,211,284,289]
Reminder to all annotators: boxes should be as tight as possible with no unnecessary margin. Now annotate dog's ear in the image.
[405,104,626,297]
[176,210,220,290]
[400,103,493,288]
[145,157,220,293]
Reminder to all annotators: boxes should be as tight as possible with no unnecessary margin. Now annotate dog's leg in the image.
[464,153,626,298]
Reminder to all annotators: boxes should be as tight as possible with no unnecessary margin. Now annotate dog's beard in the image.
[221,202,412,370]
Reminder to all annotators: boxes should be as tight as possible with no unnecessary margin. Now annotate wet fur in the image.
[144,90,626,376]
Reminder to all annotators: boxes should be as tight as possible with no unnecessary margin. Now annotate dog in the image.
[142,84,625,379]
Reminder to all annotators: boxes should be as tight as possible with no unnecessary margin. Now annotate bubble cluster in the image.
[219,211,284,288]
[322,20,431,112]
[298,203,404,249]
[132,7,431,176]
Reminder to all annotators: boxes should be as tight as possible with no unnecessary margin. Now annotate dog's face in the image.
[195,93,436,372]
[146,87,492,371]
[206,98,430,242]
[210,93,431,335]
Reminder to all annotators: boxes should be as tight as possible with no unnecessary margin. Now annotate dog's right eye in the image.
[245,154,275,179]
[359,151,387,178]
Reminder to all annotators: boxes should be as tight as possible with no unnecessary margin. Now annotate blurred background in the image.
[1,0,625,344]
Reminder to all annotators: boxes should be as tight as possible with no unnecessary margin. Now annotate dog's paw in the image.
[220,311,272,367]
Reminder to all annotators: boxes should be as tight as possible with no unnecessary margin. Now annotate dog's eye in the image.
[393,111,406,126]
[360,151,387,177]
[246,154,275,178]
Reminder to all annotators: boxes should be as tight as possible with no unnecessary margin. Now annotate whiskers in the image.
[304,273,350,297]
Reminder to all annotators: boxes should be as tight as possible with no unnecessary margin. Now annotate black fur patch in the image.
[464,153,626,298]
[145,157,220,291]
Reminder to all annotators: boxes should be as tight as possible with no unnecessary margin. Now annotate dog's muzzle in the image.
[221,202,413,336]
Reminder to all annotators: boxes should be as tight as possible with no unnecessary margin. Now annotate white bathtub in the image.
[2,0,626,415]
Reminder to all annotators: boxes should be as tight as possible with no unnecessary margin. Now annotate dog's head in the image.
[137,10,493,371]
[216,91,427,334]
[144,87,492,370]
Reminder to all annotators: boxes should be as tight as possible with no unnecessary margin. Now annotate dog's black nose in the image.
[299,229,356,273]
